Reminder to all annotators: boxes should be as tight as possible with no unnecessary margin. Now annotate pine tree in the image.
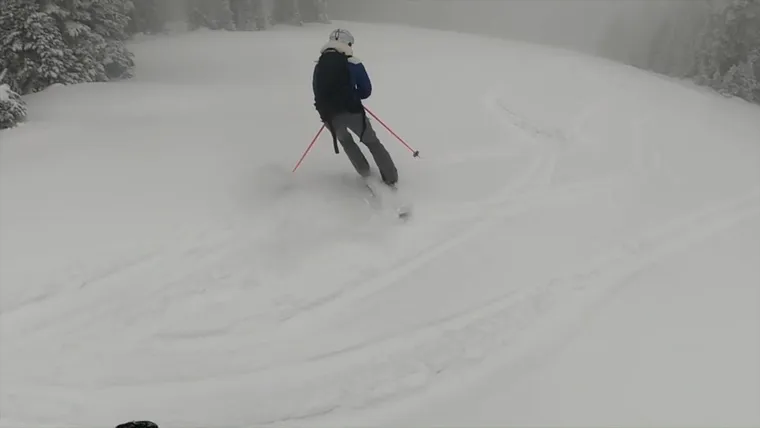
[128,0,167,34]
[718,46,760,101]
[645,0,712,78]
[45,0,136,81]
[0,69,28,129]
[229,0,283,31]
[251,0,268,30]
[0,0,80,94]
[217,0,236,30]
[274,0,302,26]
[94,0,136,78]
[314,0,329,23]
[694,0,760,102]
[298,0,329,23]
[230,0,255,31]
[188,0,235,30]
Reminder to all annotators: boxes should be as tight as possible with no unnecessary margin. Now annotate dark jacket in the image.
[312,40,372,116]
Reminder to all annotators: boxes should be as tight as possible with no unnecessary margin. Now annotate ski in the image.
[362,177,412,221]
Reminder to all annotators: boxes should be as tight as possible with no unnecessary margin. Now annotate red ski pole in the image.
[364,107,420,158]
[292,124,325,172]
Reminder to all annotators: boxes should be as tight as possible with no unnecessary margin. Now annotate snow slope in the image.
[1,22,759,428]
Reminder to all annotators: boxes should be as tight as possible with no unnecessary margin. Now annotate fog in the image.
[326,0,719,75]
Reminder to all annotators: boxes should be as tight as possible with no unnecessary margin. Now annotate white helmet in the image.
[328,28,354,46]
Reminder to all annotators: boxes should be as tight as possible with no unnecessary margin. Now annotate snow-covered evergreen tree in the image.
[712,46,760,101]
[0,0,80,94]
[251,0,269,30]
[274,0,302,26]
[298,0,329,23]
[128,0,167,34]
[313,0,329,23]
[694,0,760,102]
[645,0,713,78]
[45,0,135,81]
[230,0,290,30]
[84,0,134,79]
[259,0,276,28]
[218,0,236,30]
[0,70,28,129]
[186,0,325,31]
[230,0,257,31]
[188,0,235,30]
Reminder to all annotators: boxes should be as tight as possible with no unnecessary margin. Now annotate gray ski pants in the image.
[331,112,398,185]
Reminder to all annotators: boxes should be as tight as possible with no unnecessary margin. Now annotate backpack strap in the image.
[359,109,367,140]
[317,112,340,155]
[328,120,340,154]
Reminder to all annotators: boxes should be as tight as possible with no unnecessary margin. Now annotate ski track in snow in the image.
[274,194,760,427]
[256,88,760,424]
[1,22,759,428]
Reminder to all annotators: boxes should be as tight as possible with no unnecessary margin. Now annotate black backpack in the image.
[313,49,363,154]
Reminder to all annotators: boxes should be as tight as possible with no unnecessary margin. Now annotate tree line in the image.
[601,0,759,104]
[0,0,330,129]
[2,0,757,130]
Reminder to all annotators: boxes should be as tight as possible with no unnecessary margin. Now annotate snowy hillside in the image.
[1,22,759,428]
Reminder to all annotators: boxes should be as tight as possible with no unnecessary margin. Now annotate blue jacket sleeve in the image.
[350,62,372,99]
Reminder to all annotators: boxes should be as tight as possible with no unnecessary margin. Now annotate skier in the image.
[312,28,399,187]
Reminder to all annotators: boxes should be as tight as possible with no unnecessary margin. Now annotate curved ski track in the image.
[252,88,760,425]
[6,85,756,427]
[88,85,757,426]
